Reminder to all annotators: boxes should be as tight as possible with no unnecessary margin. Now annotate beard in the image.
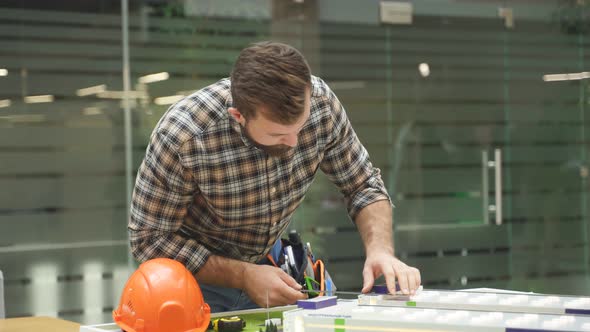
[242,124,293,157]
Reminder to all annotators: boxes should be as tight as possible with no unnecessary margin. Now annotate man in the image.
[129,41,421,312]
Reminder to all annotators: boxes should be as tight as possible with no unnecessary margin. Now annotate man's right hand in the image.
[241,264,307,307]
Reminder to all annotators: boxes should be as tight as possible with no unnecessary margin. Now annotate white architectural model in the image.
[283,299,590,332]
[81,289,590,332]
[358,289,590,315]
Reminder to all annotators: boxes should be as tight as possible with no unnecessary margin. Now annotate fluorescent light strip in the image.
[24,95,54,103]
[0,68,7,76]
[30,263,58,317]
[83,262,104,323]
[138,71,169,84]
[76,84,106,96]
[0,99,11,108]
[154,94,185,105]
[543,71,590,82]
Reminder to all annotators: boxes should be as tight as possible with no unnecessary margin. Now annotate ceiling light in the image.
[154,95,184,105]
[0,99,11,108]
[24,95,54,103]
[76,84,106,96]
[138,72,169,84]
[419,63,430,77]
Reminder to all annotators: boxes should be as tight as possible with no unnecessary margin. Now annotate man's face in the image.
[230,90,311,157]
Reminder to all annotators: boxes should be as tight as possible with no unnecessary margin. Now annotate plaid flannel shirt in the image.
[129,76,390,274]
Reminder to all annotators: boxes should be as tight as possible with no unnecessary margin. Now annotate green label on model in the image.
[335,318,346,332]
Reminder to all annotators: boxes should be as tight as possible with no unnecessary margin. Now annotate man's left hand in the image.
[361,252,421,295]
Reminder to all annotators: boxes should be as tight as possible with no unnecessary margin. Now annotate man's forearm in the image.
[355,200,394,256]
[195,254,254,289]
[356,200,421,295]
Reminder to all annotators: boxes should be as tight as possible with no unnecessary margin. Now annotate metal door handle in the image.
[482,148,503,225]
[494,149,502,225]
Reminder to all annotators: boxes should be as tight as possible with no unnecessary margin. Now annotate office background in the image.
[0,0,589,324]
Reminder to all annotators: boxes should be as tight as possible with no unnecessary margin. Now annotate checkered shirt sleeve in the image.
[129,129,211,273]
[319,86,392,219]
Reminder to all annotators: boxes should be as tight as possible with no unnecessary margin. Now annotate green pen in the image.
[304,276,320,297]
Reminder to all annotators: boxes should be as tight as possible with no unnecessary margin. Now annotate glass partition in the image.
[293,0,590,295]
[0,2,131,323]
[0,0,588,324]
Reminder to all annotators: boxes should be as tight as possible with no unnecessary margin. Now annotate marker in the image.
[284,255,292,276]
[285,246,299,276]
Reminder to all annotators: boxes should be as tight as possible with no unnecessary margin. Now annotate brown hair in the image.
[230,41,311,124]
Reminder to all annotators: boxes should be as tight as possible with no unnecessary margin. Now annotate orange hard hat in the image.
[113,258,211,332]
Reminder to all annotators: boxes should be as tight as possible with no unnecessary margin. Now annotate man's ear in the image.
[228,107,246,125]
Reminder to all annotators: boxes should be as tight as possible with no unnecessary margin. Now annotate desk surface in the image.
[0,316,80,332]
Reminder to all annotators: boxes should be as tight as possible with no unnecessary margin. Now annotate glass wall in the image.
[298,0,590,296]
[0,0,588,324]
[0,0,132,324]
[301,0,589,295]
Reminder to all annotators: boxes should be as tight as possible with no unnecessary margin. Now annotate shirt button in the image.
[270,187,276,194]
